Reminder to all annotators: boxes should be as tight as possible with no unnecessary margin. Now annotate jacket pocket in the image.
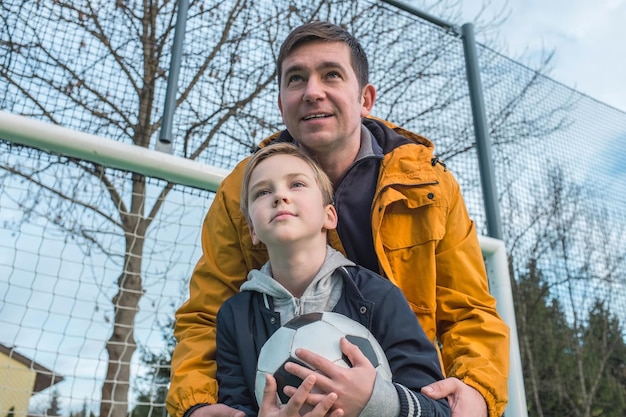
[379,201,445,320]
[380,201,445,249]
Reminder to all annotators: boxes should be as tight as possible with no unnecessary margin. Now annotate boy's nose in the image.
[273,194,288,207]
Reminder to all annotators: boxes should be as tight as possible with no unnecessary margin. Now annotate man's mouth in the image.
[302,113,332,121]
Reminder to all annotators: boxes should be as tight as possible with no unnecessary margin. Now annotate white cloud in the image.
[466,0,626,111]
[411,0,625,111]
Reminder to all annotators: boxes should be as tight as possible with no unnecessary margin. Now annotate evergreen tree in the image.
[515,259,626,417]
[515,259,575,417]
[69,399,95,417]
[46,389,62,417]
[578,301,626,417]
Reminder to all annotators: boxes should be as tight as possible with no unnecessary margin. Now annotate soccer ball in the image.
[255,311,392,405]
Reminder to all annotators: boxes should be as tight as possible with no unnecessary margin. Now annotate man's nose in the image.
[303,76,325,101]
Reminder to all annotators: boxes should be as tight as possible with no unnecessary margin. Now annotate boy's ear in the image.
[249,223,261,245]
[323,204,338,231]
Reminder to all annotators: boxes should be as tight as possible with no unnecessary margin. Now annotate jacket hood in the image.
[241,246,354,323]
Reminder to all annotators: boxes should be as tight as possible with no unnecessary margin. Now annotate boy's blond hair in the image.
[240,142,334,220]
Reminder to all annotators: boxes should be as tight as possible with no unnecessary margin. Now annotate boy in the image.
[215,143,450,417]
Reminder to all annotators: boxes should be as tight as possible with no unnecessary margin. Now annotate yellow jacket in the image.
[167,117,509,417]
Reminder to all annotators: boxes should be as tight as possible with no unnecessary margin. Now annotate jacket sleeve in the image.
[215,301,258,417]
[435,170,510,417]
[370,282,451,417]
[375,118,510,417]
[166,160,268,417]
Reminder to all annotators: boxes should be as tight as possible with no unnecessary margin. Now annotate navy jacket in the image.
[216,265,450,417]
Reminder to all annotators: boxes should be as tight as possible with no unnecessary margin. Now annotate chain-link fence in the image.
[1,1,625,417]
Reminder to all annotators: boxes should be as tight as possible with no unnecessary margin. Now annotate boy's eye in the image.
[254,189,270,198]
[291,181,305,188]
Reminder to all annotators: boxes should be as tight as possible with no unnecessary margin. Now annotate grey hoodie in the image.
[241,246,352,323]
[241,246,401,417]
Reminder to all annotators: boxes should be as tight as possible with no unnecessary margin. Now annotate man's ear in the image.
[360,83,376,117]
[323,204,338,231]
[277,93,284,118]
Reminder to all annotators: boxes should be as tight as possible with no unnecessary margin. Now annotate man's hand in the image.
[259,374,343,417]
[188,404,245,417]
[421,377,488,417]
[283,337,376,417]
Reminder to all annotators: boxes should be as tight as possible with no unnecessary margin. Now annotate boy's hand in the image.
[259,373,343,417]
[283,337,376,417]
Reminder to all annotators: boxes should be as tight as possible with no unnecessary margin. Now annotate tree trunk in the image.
[101,239,144,417]
[101,175,147,417]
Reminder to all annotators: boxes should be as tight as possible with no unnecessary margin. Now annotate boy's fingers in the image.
[311,391,341,417]
[283,375,317,414]
[294,348,334,373]
[259,374,278,407]
[283,384,327,406]
[338,337,370,368]
[284,357,318,379]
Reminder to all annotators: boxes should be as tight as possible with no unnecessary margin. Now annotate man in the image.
[167,21,509,417]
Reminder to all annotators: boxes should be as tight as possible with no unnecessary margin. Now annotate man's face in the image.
[277,41,374,156]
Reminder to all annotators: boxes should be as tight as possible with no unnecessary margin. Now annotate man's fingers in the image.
[421,377,462,400]
[191,404,246,417]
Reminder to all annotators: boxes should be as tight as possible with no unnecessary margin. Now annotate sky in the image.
[460,0,626,112]
[2,1,624,413]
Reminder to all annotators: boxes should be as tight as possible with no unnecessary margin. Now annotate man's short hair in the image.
[240,142,334,221]
[276,21,369,90]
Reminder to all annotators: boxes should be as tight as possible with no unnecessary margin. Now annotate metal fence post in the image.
[462,23,529,417]
[461,22,503,240]
[157,0,189,154]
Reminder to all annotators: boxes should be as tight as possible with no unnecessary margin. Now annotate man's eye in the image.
[326,71,341,79]
[288,74,304,84]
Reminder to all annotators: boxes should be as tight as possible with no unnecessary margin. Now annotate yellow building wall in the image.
[0,354,36,417]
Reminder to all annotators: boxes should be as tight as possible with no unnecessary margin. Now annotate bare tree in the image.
[0,1,289,416]
[0,1,581,417]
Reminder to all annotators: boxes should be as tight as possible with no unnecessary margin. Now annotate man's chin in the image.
[295,133,336,150]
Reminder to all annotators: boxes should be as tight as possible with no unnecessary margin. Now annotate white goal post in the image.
[479,235,528,417]
[0,110,527,417]
[0,111,230,191]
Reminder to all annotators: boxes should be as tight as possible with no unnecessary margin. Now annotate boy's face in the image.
[277,41,375,157]
[246,154,337,247]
